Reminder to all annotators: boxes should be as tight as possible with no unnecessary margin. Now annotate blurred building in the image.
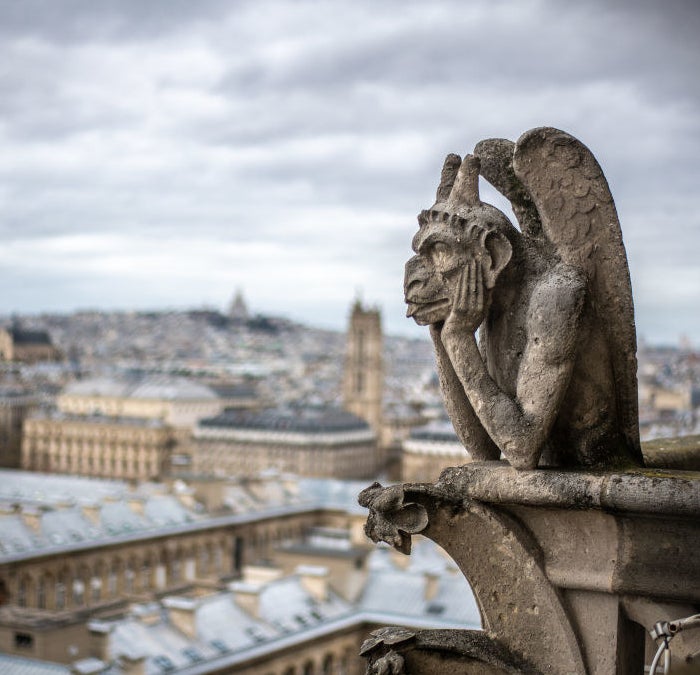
[21,411,176,480]
[227,289,250,323]
[192,406,379,479]
[0,388,39,469]
[342,301,383,436]
[56,376,223,429]
[19,376,251,481]
[401,420,472,483]
[0,324,62,364]
[0,470,478,675]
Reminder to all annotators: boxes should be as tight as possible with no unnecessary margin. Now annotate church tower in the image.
[343,300,383,434]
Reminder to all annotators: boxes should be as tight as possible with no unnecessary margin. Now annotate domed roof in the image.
[201,406,370,433]
[63,376,217,400]
[129,376,217,400]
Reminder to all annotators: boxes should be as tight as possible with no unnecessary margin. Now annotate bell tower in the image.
[343,299,383,434]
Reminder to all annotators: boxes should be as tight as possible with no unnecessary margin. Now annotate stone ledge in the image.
[642,434,700,471]
[434,461,700,517]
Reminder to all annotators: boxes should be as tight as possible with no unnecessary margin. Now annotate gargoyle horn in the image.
[446,154,481,210]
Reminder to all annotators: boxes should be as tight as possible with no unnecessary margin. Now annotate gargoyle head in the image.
[404,154,514,326]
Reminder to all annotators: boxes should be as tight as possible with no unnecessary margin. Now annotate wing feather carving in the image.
[512,127,642,463]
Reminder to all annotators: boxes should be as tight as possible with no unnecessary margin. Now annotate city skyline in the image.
[1,0,699,342]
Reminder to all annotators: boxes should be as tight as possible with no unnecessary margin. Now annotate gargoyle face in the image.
[403,214,481,326]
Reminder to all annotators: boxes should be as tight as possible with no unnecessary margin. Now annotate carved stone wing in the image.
[512,127,642,463]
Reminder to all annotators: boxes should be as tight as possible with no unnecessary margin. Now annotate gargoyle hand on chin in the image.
[441,260,485,345]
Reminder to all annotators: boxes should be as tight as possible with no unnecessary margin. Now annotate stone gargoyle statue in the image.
[404,127,644,470]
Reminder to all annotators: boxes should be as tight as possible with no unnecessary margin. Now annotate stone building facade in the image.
[401,420,472,483]
[21,411,176,480]
[0,471,480,675]
[0,470,477,675]
[19,376,239,481]
[0,325,62,363]
[56,376,224,429]
[0,389,39,469]
[192,407,379,479]
[0,471,354,667]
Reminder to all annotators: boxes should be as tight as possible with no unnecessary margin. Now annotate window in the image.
[125,565,134,593]
[14,632,33,650]
[210,639,230,654]
[91,577,102,602]
[183,647,203,663]
[72,580,84,606]
[55,581,66,610]
[37,579,46,609]
[154,655,175,672]
[17,579,27,607]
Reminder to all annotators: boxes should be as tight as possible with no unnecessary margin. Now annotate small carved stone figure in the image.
[404,127,643,470]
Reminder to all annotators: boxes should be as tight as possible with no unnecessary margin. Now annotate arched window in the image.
[91,576,102,603]
[37,578,46,609]
[108,563,118,597]
[55,577,66,610]
[17,578,27,607]
[199,547,209,576]
[141,560,151,589]
[72,579,84,606]
[171,556,181,584]
[125,563,134,593]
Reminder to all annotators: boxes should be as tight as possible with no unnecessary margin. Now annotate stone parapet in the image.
[359,461,700,674]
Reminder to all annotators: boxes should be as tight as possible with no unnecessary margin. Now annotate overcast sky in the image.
[0,0,698,342]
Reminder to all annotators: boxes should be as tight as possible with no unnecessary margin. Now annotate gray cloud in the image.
[0,0,698,342]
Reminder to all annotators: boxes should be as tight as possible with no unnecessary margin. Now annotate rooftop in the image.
[73,539,478,675]
[62,375,218,401]
[0,471,371,562]
[200,406,369,434]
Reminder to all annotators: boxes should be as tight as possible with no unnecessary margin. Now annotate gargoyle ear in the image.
[482,231,512,289]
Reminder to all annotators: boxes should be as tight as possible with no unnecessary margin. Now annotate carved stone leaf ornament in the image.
[358,482,428,554]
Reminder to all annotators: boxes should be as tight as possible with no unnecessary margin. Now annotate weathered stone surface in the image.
[360,128,700,674]
[404,128,642,471]
[361,627,538,674]
[643,434,700,471]
[359,464,700,673]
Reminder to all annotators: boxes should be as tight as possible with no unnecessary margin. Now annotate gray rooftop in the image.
[200,406,369,434]
[63,375,217,401]
[0,470,378,562]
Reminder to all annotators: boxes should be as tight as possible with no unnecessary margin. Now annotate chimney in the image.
[242,565,283,586]
[121,655,146,675]
[82,502,101,524]
[127,497,144,516]
[21,506,43,533]
[229,581,262,619]
[296,565,329,602]
[87,620,112,661]
[163,596,198,639]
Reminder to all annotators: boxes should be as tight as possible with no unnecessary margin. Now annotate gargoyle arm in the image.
[430,325,501,460]
[442,267,585,470]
